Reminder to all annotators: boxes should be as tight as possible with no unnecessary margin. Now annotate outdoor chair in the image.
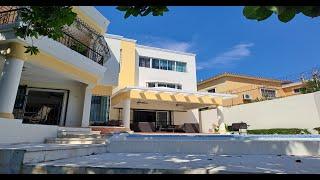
[24,105,52,124]
[181,123,200,133]
[133,122,156,132]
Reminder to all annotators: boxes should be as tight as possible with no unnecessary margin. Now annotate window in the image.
[90,96,110,126]
[152,58,159,69]
[168,60,175,71]
[261,88,276,99]
[176,62,187,72]
[208,88,216,93]
[293,88,302,94]
[157,82,167,87]
[139,56,186,72]
[139,57,150,68]
[147,82,182,90]
[159,59,168,70]
[147,82,156,87]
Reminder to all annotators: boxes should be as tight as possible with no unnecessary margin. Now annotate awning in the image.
[111,86,236,111]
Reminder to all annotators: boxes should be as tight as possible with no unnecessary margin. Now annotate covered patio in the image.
[110,86,235,133]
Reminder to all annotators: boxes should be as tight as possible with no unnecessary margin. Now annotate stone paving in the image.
[24,153,320,174]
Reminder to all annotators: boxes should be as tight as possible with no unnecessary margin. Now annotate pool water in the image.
[124,133,320,141]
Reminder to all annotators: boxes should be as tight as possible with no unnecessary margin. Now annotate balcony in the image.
[0,7,110,66]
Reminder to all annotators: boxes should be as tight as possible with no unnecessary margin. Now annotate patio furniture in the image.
[159,125,176,132]
[106,120,123,126]
[231,122,249,134]
[181,123,200,133]
[24,105,52,124]
[132,122,156,132]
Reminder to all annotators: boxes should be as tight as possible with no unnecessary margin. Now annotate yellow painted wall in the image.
[117,40,137,89]
[6,42,98,85]
[92,85,113,96]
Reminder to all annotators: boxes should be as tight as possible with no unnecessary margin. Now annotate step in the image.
[45,138,107,144]
[0,143,107,173]
[57,133,110,139]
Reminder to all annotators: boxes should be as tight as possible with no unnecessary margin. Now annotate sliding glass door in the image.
[89,96,110,126]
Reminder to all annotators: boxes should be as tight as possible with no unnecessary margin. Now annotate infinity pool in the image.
[124,133,320,141]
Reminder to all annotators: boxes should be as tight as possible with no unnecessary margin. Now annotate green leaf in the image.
[278,8,296,22]
[243,6,260,19]
[24,46,39,55]
[116,6,129,11]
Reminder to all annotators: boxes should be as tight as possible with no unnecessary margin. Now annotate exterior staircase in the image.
[0,127,114,173]
[45,128,112,144]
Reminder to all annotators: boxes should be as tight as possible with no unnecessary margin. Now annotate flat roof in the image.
[105,33,195,56]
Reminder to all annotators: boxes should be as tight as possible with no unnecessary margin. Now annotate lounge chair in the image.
[25,105,52,124]
[133,122,156,132]
[181,123,200,133]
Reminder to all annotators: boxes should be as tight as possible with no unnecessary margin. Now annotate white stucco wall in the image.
[0,118,58,144]
[135,45,197,91]
[135,45,199,125]
[199,92,320,133]
[20,80,86,127]
[102,36,121,86]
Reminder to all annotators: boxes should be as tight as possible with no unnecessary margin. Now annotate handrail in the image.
[0,8,105,66]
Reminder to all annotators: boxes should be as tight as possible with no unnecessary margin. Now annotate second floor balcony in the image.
[0,6,110,66]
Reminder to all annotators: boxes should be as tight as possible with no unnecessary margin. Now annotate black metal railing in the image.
[58,32,104,65]
[0,8,21,25]
[0,8,105,66]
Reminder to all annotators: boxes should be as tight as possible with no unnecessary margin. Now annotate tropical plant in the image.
[14,6,77,55]
[116,6,320,23]
[300,71,320,94]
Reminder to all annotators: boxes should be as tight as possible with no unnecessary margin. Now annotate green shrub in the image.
[247,128,311,135]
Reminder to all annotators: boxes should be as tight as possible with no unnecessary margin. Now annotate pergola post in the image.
[217,105,227,134]
[122,98,131,130]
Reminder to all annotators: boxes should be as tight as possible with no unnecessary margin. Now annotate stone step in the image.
[45,138,107,144]
[0,143,107,173]
[57,133,110,139]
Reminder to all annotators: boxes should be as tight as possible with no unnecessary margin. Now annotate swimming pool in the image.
[107,133,320,156]
[124,133,320,141]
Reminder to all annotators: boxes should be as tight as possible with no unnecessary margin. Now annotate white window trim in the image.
[146,82,182,90]
[138,56,187,72]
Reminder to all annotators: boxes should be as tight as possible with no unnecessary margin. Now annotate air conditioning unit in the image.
[243,93,252,100]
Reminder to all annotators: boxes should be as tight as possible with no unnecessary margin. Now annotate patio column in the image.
[122,98,131,130]
[0,57,24,119]
[81,85,93,127]
[217,105,226,133]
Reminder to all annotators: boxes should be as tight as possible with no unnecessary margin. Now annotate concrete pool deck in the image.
[23,153,320,174]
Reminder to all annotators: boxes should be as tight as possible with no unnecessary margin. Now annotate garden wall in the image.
[200,91,320,133]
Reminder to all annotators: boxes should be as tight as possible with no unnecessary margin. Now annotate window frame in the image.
[260,88,277,99]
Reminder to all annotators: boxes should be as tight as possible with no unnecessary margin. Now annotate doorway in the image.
[132,110,172,131]
[22,88,69,126]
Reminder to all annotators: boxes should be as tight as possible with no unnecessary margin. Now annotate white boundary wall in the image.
[0,118,58,144]
[200,92,320,133]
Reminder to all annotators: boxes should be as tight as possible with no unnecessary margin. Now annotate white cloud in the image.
[139,35,195,53]
[197,43,254,70]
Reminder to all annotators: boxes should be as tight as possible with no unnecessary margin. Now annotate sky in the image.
[96,6,320,82]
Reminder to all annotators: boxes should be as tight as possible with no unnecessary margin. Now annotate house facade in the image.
[0,6,232,143]
[198,73,305,106]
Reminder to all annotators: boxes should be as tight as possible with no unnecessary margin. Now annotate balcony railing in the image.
[0,8,107,66]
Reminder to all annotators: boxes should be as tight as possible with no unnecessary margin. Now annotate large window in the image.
[159,59,168,70]
[139,56,186,72]
[147,82,182,90]
[90,96,110,125]
[261,88,276,99]
[176,62,187,72]
[168,60,175,71]
[139,57,150,68]
[152,58,160,69]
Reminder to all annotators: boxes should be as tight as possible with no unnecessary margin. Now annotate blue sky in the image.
[96,6,320,82]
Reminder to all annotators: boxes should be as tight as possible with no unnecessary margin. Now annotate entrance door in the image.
[156,111,169,129]
[23,88,68,125]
